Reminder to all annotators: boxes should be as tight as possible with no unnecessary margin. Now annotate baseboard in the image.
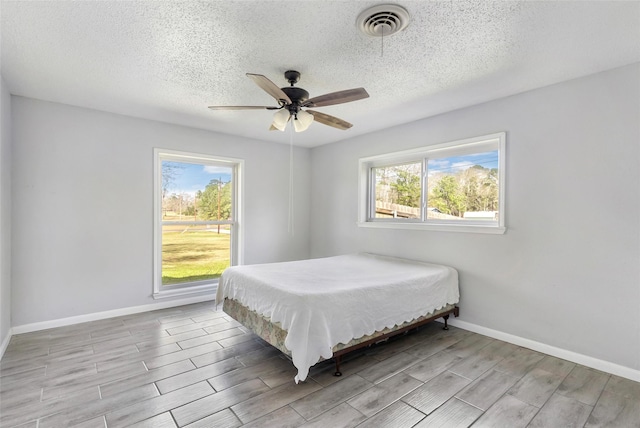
[0,328,12,359]
[443,318,640,383]
[11,295,215,335]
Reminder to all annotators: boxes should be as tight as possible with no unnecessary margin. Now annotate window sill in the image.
[153,283,218,300]
[357,221,506,234]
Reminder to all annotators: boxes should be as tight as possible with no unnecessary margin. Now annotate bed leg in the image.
[334,355,342,377]
[443,314,450,330]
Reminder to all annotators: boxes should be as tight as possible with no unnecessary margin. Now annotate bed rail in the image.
[331,305,460,376]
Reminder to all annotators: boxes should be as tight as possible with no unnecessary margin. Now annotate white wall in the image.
[0,75,12,351]
[11,97,310,326]
[310,63,640,374]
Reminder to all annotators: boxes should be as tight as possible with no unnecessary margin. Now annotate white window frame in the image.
[358,132,506,234]
[153,148,244,299]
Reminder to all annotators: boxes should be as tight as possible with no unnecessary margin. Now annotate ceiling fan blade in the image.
[307,110,353,130]
[208,105,280,110]
[246,73,292,105]
[304,88,369,108]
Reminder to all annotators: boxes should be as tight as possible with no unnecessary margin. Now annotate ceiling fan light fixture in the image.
[272,108,291,131]
[293,110,314,132]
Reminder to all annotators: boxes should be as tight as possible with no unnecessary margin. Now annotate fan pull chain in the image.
[288,124,295,236]
[380,24,384,57]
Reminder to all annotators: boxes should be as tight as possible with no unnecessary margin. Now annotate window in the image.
[153,149,243,298]
[358,133,505,234]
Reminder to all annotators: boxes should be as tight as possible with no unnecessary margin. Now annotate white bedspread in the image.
[215,253,459,382]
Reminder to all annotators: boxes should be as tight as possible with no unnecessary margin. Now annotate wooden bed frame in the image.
[222,298,460,377]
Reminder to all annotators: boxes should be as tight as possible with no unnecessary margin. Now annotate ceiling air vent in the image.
[356,4,410,37]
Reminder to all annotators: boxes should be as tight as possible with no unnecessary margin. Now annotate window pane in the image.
[160,159,234,286]
[161,224,230,285]
[373,162,422,219]
[162,161,233,222]
[359,133,504,232]
[427,150,499,221]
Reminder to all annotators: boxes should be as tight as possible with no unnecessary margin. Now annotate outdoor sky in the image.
[163,161,232,196]
[428,150,499,175]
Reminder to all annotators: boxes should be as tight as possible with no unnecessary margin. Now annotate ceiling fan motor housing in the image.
[281,86,309,113]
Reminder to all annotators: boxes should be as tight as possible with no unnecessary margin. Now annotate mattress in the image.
[216,253,459,382]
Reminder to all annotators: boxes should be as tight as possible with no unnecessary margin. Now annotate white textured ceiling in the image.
[1,1,639,148]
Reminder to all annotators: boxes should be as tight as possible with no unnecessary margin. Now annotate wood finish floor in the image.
[1,301,639,428]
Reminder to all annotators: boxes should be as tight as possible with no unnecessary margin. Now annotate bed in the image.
[215,253,460,382]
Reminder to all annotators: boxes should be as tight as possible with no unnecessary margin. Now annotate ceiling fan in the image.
[208,70,369,132]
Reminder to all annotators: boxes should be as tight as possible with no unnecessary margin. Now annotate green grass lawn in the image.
[162,229,230,285]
